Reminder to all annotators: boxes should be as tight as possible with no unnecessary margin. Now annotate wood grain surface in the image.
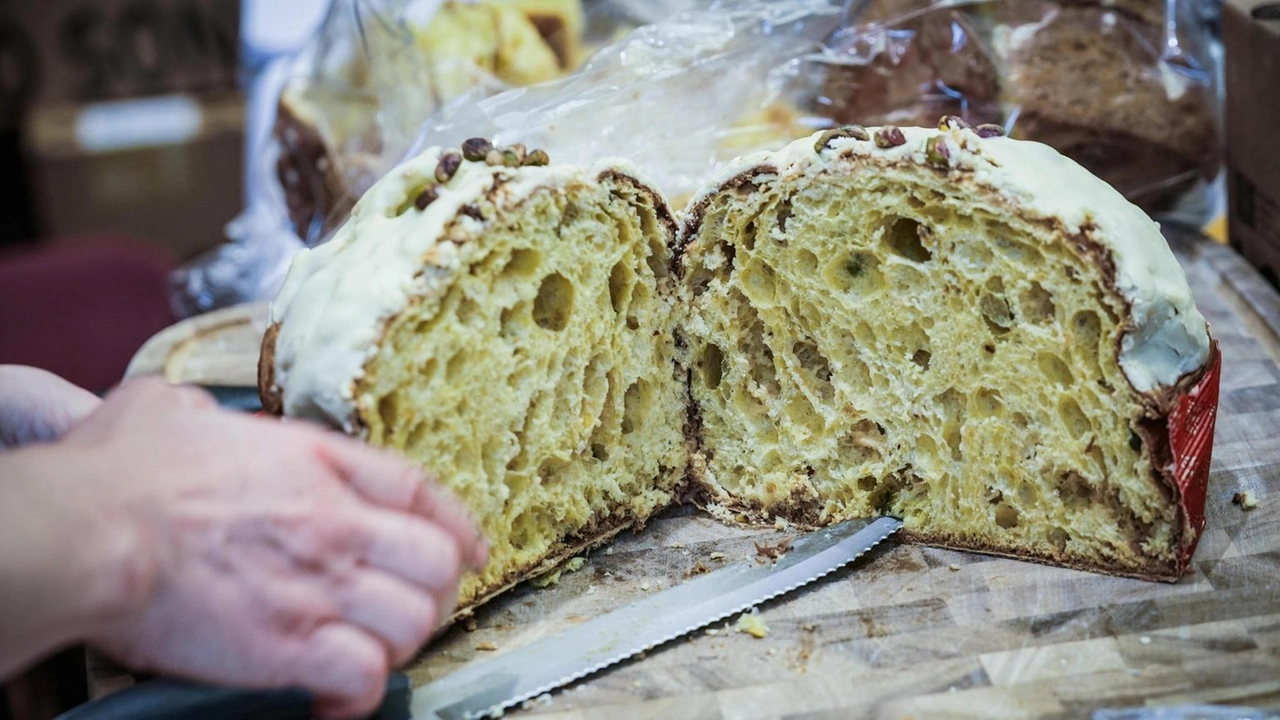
[121,231,1280,719]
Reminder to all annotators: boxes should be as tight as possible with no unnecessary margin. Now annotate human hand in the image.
[0,365,100,450]
[23,379,486,718]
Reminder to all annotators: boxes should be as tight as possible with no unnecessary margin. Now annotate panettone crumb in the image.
[735,612,770,638]
[1232,491,1258,510]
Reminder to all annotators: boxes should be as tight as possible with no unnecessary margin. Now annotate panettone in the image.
[679,123,1215,579]
[263,125,1218,606]
[261,144,688,607]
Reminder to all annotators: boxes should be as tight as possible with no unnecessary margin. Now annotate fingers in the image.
[105,377,219,412]
[316,435,487,570]
[353,506,464,593]
[0,365,101,449]
[290,623,389,720]
[335,571,440,666]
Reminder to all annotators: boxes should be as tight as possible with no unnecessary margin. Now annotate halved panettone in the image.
[260,143,689,607]
[678,122,1217,579]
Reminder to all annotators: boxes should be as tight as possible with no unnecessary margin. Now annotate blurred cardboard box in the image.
[1,0,243,260]
[1225,0,1280,287]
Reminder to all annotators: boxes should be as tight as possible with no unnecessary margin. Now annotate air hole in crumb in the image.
[742,218,759,251]
[1129,430,1142,452]
[995,503,1019,528]
[591,443,609,461]
[701,344,725,389]
[775,199,793,235]
[532,273,574,331]
[972,388,1003,418]
[1038,352,1074,386]
[741,260,778,305]
[885,216,933,263]
[827,251,884,295]
[980,293,1015,335]
[609,262,633,314]
[796,249,819,275]
[646,236,670,279]
[912,349,932,370]
[501,248,541,279]
[621,380,651,435]
[792,339,834,398]
[1058,398,1092,438]
[405,422,428,451]
[626,316,640,330]
[500,302,528,337]
[858,476,877,492]
[1020,282,1056,323]
[422,357,439,381]
[456,297,480,326]
[445,353,467,380]
[377,393,399,430]
[1049,527,1070,548]
[1056,471,1093,510]
[1072,310,1103,362]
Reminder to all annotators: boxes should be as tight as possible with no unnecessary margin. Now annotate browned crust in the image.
[676,143,1212,582]
[258,321,284,416]
[595,168,680,244]
[450,512,643,619]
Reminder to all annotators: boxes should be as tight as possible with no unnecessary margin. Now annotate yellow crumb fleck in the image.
[735,612,770,639]
[586,584,597,595]
[605,546,615,556]
[948,564,961,572]
[705,628,719,636]
[640,581,651,591]
[476,642,498,651]
[709,552,726,561]
[774,517,792,531]
[668,542,686,549]
[532,570,562,588]
[565,557,586,573]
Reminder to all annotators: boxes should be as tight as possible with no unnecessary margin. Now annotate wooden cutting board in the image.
[123,231,1280,718]
[124,302,270,386]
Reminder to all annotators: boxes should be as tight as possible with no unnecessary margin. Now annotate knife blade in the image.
[413,515,902,720]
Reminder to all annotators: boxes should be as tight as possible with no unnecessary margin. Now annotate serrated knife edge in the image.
[414,516,903,720]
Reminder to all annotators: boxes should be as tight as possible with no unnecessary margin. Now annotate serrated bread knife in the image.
[58,516,902,720]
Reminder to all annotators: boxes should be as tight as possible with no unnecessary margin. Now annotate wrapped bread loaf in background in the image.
[275,0,588,243]
[819,0,1221,220]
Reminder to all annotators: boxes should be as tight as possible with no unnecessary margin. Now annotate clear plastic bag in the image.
[808,0,1223,222]
[170,0,1223,317]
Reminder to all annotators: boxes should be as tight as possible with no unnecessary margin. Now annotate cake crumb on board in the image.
[735,612,770,638]
[1233,491,1258,510]
[755,538,793,562]
[476,641,499,652]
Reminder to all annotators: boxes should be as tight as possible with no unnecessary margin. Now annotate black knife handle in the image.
[56,673,412,720]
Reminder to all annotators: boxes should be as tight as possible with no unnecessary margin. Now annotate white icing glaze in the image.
[686,126,1211,394]
[269,147,646,431]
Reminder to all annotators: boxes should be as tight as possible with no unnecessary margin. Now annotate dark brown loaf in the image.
[821,1,1219,214]
[1000,5,1220,212]
[823,6,1003,129]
